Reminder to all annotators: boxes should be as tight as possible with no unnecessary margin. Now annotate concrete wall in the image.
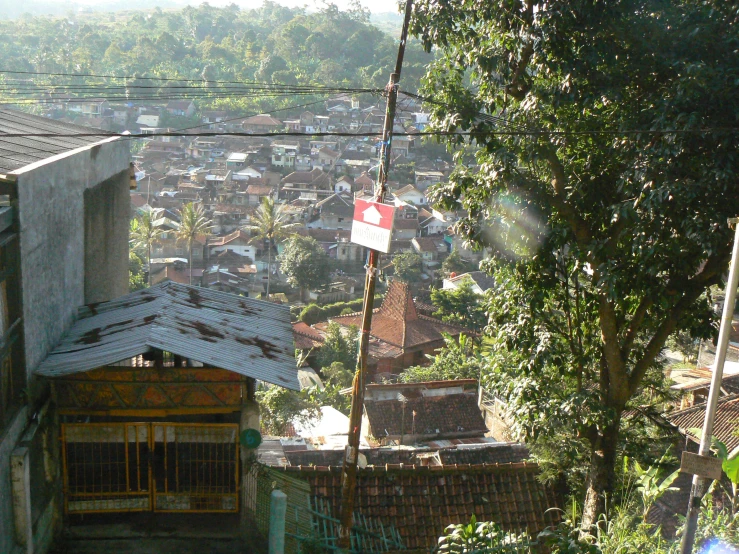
[0,137,129,554]
[0,408,28,554]
[84,170,130,304]
[14,137,129,372]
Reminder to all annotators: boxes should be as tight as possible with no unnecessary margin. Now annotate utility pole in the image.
[337,0,414,549]
[680,217,739,554]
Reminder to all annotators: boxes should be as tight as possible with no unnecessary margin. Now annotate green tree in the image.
[256,384,319,436]
[308,361,353,415]
[411,0,739,527]
[279,235,330,298]
[430,280,487,333]
[316,322,358,370]
[129,210,162,286]
[392,252,423,283]
[246,197,300,298]
[176,202,212,285]
[129,250,146,292]
[440,249,476,278]
[398,333,483,384]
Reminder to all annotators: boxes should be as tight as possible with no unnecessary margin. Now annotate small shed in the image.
[36,282,298,517]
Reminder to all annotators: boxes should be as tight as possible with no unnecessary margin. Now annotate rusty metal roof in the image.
[35,282,299,390]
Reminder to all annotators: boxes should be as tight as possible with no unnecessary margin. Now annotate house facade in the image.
[0,109,130,554]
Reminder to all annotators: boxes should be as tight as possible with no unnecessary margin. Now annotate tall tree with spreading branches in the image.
[176,202,212,285]
[246,197,300,299]
[129,210,162,286]
[411,0,739,528]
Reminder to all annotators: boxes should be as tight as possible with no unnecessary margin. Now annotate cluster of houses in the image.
[117,93,479,296]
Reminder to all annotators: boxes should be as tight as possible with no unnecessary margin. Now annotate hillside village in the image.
[106,94,467,300]
[0,2,738,554]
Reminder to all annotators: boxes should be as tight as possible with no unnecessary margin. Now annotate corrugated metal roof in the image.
[0,108,110,173]
[35,282,300,390]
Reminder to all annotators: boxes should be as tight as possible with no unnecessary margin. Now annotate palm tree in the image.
[245,197,300,299]
[130,210,162,286]
[176,202,213,285]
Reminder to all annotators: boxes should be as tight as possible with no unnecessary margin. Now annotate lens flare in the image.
[479,193,546,259]
[700,539,739,554]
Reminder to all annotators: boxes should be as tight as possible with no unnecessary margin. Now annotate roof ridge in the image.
[280,461,539,473]
[668,392,739,417]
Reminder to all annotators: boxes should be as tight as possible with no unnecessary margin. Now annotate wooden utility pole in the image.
[337,0,414,549]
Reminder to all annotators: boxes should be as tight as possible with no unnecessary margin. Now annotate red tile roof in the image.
[293,322,324,350]
[364,392,488,437]
[243,114,283,126]
[209,229,251,246]
[246,184,275,195]
[280,463,561,551]
[331,280,465,350]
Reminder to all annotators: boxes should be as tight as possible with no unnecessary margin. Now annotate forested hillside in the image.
[0,2,432,114]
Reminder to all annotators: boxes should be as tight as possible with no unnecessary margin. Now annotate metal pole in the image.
[337,0,413,549]
[269,489,287,554]
[680,217,739,554]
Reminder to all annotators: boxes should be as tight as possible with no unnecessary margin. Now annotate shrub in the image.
[299,304,325,325]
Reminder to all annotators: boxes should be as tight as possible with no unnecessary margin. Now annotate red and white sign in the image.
[351,198,396,253]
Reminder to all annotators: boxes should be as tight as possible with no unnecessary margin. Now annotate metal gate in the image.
[61,422,239,514]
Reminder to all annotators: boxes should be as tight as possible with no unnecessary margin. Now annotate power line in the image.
[0,68,380,91]
[1,128,737,139]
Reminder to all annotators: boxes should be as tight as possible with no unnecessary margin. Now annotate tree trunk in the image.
[581,413,621,532]
[147,241,152,287]
[189,241,193,286]
[266,239,272,299]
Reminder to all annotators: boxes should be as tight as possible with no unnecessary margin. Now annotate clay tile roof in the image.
[354,173,375,187]
[365,393,488,437]
[167,100,194,110]
[245,184,275,195]
[667,394,739,451]
[243,114,283,126]
[281,463,561,551]
[393,218,420,231]
[281,168,331,186]
[331,280,465,350]
[438,443,531,465]
[209,229,251,246]
[413,237,442,252]
[293,322,324,350]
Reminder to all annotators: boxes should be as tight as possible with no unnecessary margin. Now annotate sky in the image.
[52,0,404,14]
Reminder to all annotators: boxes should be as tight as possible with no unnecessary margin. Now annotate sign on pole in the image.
[351,198,396,253]
[680,451,723,481]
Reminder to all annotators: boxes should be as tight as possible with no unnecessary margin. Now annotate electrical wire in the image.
[1,129,738,139]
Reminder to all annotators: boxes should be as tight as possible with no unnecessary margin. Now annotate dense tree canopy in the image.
[411,0,739,527]
[279,235,331,293]
[392,252,423,283]
[430,280,487,333]
[0,2,432,116]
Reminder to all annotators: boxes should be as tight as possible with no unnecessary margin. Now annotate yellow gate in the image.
[62,422,152,513]
[152,423,239,512]
[61,422,239,514]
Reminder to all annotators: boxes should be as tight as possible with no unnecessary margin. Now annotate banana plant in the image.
[627,452,680,521]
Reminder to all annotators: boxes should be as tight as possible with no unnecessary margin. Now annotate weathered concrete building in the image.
[0,109,130,554]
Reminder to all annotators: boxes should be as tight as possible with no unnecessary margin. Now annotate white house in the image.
[442,271,496,294]
[208,230,256,259]
[232,166,262,182]
[394,184,426,205]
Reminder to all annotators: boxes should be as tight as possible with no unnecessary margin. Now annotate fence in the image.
[246,463,404,553]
